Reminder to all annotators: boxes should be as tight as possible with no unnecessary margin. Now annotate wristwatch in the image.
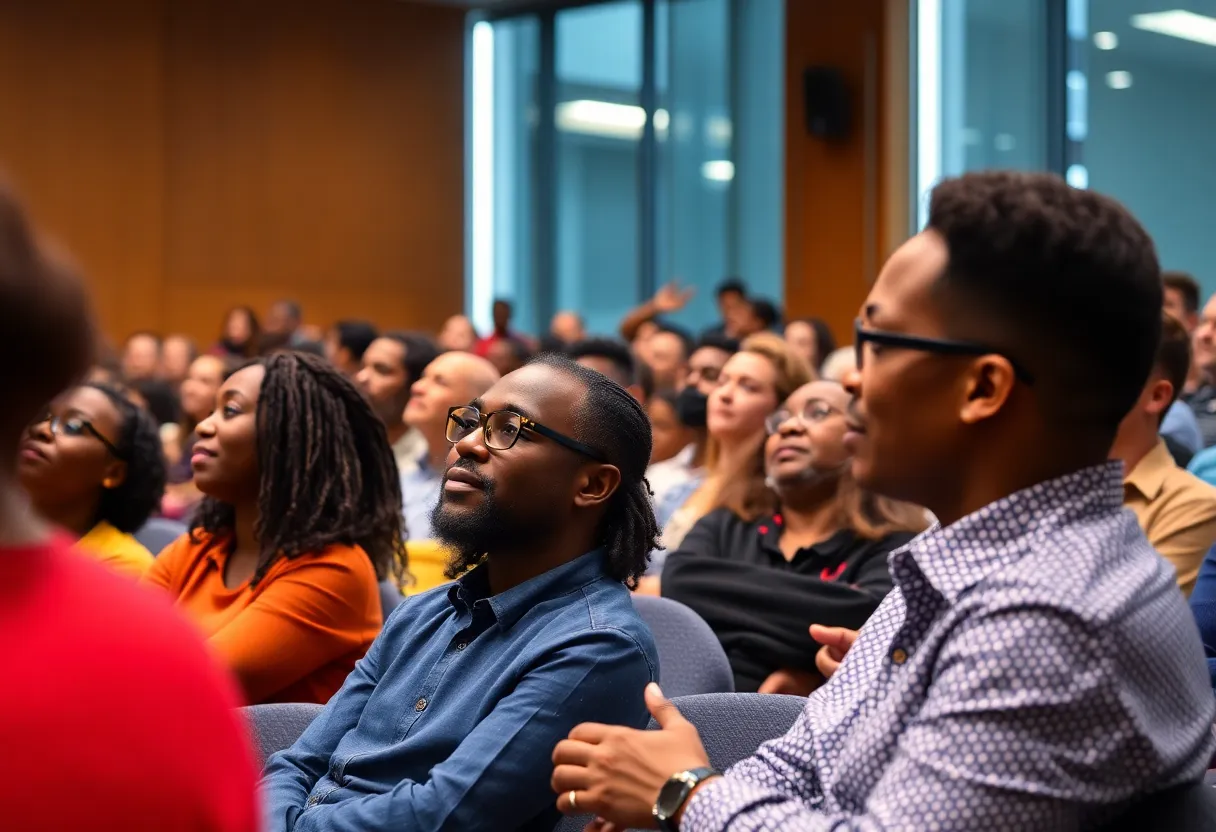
[653,766,721,831]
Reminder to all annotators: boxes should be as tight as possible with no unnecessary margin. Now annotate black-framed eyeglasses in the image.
[33,414,126,460]
[854,319,1035,385]
[765,398,843,435]
[446,405,607,462]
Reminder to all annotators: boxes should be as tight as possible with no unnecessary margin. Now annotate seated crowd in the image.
[7,168,1216,830]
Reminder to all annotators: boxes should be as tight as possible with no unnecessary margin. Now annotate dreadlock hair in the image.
[86,383,166,534]
[528,353,659,588]
[190,351,406,586]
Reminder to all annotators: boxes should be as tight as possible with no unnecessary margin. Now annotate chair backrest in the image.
[242,703,325,768]
[134,517,188,555]
[379,580,405,621]
[631,595,734,697]
[556,692,806,832]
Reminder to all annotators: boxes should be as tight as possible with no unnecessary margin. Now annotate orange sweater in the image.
[144,533,382,705]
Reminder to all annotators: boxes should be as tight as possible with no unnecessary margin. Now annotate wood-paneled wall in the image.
[784,0,907,346]
[0,0,465,349]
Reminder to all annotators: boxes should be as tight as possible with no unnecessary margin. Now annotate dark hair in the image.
[790,317,837,371]
[634,359,655,403]
[650,387,680,412]
[222,306,261,356]
[274,299,303,323]
[87,383,166,534]
[694,331,741,355]
[566,337,637,389]
[927,171,1162,437]
[653,323,695,360]
[125,330,163,349]
[529,354,658,587]
[382,331,441,387]
[1155,312,1191,418]
[289,340,326,358]
[492,298,513,312]
[1163,271,1201,315]
[334,320,379,362]
[749,299,781,329]
[716,278,747,299]
[129,378,179,426]
[190,352,405,585]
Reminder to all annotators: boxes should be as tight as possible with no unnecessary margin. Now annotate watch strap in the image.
[654,766,721,832]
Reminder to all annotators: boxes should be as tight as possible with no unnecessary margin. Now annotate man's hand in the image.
[811,624,858,679]
[757,667,821,697]
[652,282,694,314]
[552,683,711,829]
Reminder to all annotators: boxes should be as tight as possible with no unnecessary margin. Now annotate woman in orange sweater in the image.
[145,351,405,705]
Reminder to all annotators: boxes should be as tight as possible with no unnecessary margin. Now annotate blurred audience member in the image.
[785,317,836,375]
[706,277,750,339]
[401,351,499,589]
[568,337,648,403]
[1164,271,1201,332]
[662,381,925,693]
[486,335,532,378]
[146,353,404,705]
[546,310,586,350]
[1112,314,1216,596]
[357,332,440,474]
[820,345,857,382]
[325,319,378,378]
[212,305,261,360]
[1183,293,1216,446]
[620,281,695,344]
[643,333,812,591]
[129,377,179,427]
[631,318,661,367]
[646,325,693,391]
[555,171,1216,832]
[121,331,162,382]
[740,298,781,337]
[646,334,738,506]
[19,384,166,578]
[437,314,479,352]
[261,356,658,832]
[162,334,197,386]
[162,355,229,519]
[0,176,259,832]
[474,299,531,360]
[647,389,693,466]
[262,298,303,352]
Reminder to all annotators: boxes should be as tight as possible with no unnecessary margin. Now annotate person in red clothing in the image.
[474,298,534,362]
[0,176,259,830]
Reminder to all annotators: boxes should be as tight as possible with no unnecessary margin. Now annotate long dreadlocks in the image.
[190,351,405,585]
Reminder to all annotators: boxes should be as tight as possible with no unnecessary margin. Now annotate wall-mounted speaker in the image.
[803,66,851,140]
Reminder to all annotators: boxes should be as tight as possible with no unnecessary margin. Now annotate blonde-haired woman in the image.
[639,332,813,593]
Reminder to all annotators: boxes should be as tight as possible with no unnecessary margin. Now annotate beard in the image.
[430,476,540,579]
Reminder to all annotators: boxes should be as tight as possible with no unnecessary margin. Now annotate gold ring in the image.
[568,790,578,810]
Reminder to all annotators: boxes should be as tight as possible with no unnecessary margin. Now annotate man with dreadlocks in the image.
[261,355,660,832]
[145,351,405,706]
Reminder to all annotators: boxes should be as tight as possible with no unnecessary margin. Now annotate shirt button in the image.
[891,647,908,665]
[456,642,467,651]
[415,697,428,712]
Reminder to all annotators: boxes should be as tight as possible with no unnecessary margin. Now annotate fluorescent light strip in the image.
[701,160,735,182]
[554,100,670,141]
[470,22,495,335]
[916,0,942,229]
[1131,9,1216,48]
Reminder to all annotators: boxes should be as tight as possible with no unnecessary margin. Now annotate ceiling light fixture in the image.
[1093,31,1119,50]
[1106,70,1133,89]
[1131,9,1216,47]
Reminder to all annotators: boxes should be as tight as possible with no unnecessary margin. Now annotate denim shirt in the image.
[262,549,658,832]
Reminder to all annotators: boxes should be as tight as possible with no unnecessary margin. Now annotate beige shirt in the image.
[1124,438,1216,595]
[393,428,427,476]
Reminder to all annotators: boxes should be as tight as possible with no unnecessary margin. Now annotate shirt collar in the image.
[898,462,1125,604]
[446,548,611,630]
[1124,438,1174,503]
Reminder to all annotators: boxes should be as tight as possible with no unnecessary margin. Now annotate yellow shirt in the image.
[77,521,155,579]
[403,540,454,595]
[1124,438,1216,596]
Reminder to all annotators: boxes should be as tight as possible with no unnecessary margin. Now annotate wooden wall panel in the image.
[0,0,465,349]
[784,0,895,347]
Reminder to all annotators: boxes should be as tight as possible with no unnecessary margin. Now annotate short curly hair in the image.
[87,383,167,533]
[926,171,1161,436]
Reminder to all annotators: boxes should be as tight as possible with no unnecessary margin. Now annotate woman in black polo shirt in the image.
[661,379,926,693]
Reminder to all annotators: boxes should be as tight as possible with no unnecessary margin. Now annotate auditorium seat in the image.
[632,595,734,697]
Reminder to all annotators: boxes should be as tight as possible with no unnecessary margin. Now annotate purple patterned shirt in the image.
[682,463,1215,830]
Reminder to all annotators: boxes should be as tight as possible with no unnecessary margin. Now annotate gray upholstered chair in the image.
[631,595,734,697]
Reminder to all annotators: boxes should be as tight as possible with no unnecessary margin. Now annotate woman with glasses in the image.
[639,332,812,593]
[659,380,926,694]
[144,352,404,705]
[18,383,167,578]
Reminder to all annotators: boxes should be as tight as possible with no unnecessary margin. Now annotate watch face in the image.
[655,776,689,819]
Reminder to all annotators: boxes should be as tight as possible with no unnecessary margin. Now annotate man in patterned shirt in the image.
[552,171,1216,831]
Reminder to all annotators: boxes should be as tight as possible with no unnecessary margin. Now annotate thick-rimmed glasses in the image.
[854,319,1035,385]
[765,398,843,435]
[33,414,126,460]
[446,405,607,462]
